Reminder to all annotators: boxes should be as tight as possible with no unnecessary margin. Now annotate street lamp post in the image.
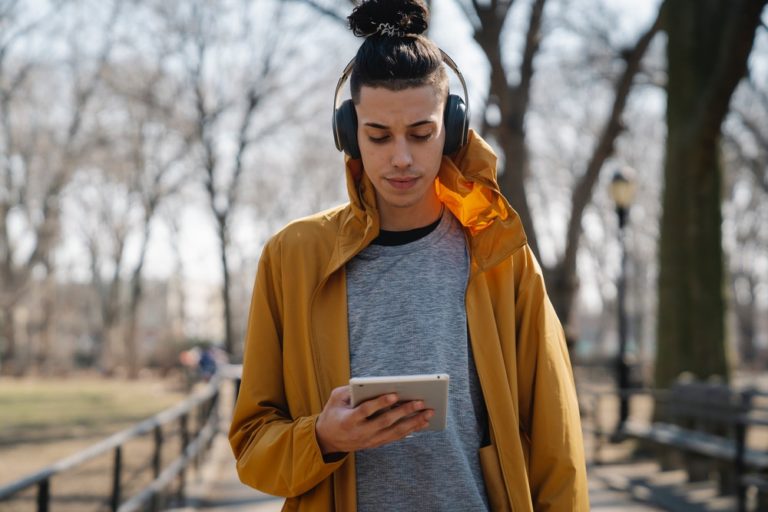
[609,167,636,433]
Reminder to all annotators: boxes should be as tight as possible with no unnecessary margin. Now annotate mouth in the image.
[385,176,420,190]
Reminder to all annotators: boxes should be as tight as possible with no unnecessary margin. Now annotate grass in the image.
[0,374,191,511]
[0,377,186,443]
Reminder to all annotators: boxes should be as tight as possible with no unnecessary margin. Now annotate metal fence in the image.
[0,372,228,512]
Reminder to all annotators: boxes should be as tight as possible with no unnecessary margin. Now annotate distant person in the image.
[229,0,588,510]
[178,347,199,390]
[198,346,217,382]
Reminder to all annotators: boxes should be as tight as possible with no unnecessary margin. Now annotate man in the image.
[229,1,588,510]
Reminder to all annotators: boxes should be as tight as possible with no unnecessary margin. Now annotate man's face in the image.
[355,85,446,219]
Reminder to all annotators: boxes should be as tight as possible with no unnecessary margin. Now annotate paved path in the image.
[174,380,664,511]
[175,432,663,511]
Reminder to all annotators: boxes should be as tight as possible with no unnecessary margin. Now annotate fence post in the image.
[37,478,49,512]
[735,419,746,512]
[111,446,122,512]
[150,425,163,512]
[592,393,602,465]
[735,389,754,512]
[178,413,189,504]
[153,425,163,478]
[204,392,216,458]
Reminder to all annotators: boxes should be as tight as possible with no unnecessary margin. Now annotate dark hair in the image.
[347,0,448,104]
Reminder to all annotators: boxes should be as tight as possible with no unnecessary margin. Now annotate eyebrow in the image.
[363,120,435,129]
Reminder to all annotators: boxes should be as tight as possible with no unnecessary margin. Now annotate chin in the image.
[381,192,424,209]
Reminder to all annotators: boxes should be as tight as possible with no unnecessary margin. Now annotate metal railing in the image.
[0,370,233,512]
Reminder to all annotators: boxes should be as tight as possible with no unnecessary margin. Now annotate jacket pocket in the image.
[479,444,512,511]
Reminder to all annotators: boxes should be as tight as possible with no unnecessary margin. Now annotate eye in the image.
[367,134,389,143]
[412,132,432,141]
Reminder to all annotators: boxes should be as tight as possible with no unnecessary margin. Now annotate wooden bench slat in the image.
[621,422,737,461]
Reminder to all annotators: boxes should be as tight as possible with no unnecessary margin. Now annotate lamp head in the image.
[609,167,636,209]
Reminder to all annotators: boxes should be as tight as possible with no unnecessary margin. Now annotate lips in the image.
[386,176,419,190]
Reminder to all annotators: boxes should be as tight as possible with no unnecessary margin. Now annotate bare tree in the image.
[101,48,194,377]
[67,169,132,374]
[157,0,323,358]
[0,0,122,374]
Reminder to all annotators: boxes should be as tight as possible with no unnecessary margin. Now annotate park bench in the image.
[614,379,768,512]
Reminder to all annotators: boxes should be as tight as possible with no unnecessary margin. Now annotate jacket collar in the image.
[324,129,527,278]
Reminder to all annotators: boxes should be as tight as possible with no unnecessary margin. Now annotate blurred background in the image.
[1,0,767,511]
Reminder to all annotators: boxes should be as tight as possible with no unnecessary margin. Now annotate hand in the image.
[315,385,434,455]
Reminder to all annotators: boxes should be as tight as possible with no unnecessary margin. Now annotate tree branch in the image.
[25,0,124,271]
[226,3,285,214]
[453,0,480,30]
[692,0,768,143]
[558,0,664,289]
[726,114,768,194]
[517,0,547,128]
[0,0,64,65]
[285,0,347,24]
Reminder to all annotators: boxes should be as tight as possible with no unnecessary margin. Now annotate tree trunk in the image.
[124,280,142,380]
[217,217,235,359]
[34,262,57,375]
[0,304,16,375]
[475,0,543,261]
[124,218,153,380]
[655,0,766,388]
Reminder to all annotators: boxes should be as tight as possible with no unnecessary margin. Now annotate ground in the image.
[0,373,189,512]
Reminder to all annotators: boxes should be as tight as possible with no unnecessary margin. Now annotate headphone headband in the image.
[332,49,470,152]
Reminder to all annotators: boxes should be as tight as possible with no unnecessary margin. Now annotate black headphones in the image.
[332,49,470,159]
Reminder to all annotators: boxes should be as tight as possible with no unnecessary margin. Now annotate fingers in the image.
[356,393,398,418]
[354,395,432,433]
[322,389,437,452]
[370,399,427,429]
[367,409,434,449]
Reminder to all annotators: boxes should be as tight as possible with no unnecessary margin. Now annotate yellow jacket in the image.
[229,130,589,511]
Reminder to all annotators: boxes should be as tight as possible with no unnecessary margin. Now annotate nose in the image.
[390,136,413,169]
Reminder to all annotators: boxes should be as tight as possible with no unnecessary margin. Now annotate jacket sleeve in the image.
[228,242,347,497]
[514,245,590,511]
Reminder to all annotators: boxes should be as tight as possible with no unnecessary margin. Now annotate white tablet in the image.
[349,374,449,431]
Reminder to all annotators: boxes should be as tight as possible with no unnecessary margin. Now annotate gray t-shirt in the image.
[346,210,490,512]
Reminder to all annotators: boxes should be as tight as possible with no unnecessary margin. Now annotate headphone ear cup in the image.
[443,94,468,155]
[333,100,360,159]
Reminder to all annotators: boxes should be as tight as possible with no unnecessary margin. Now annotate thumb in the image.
[329,385,351,405]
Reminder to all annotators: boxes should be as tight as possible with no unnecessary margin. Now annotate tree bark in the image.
[655,0,767,388]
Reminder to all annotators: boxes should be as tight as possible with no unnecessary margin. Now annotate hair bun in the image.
[348,0,429,38]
